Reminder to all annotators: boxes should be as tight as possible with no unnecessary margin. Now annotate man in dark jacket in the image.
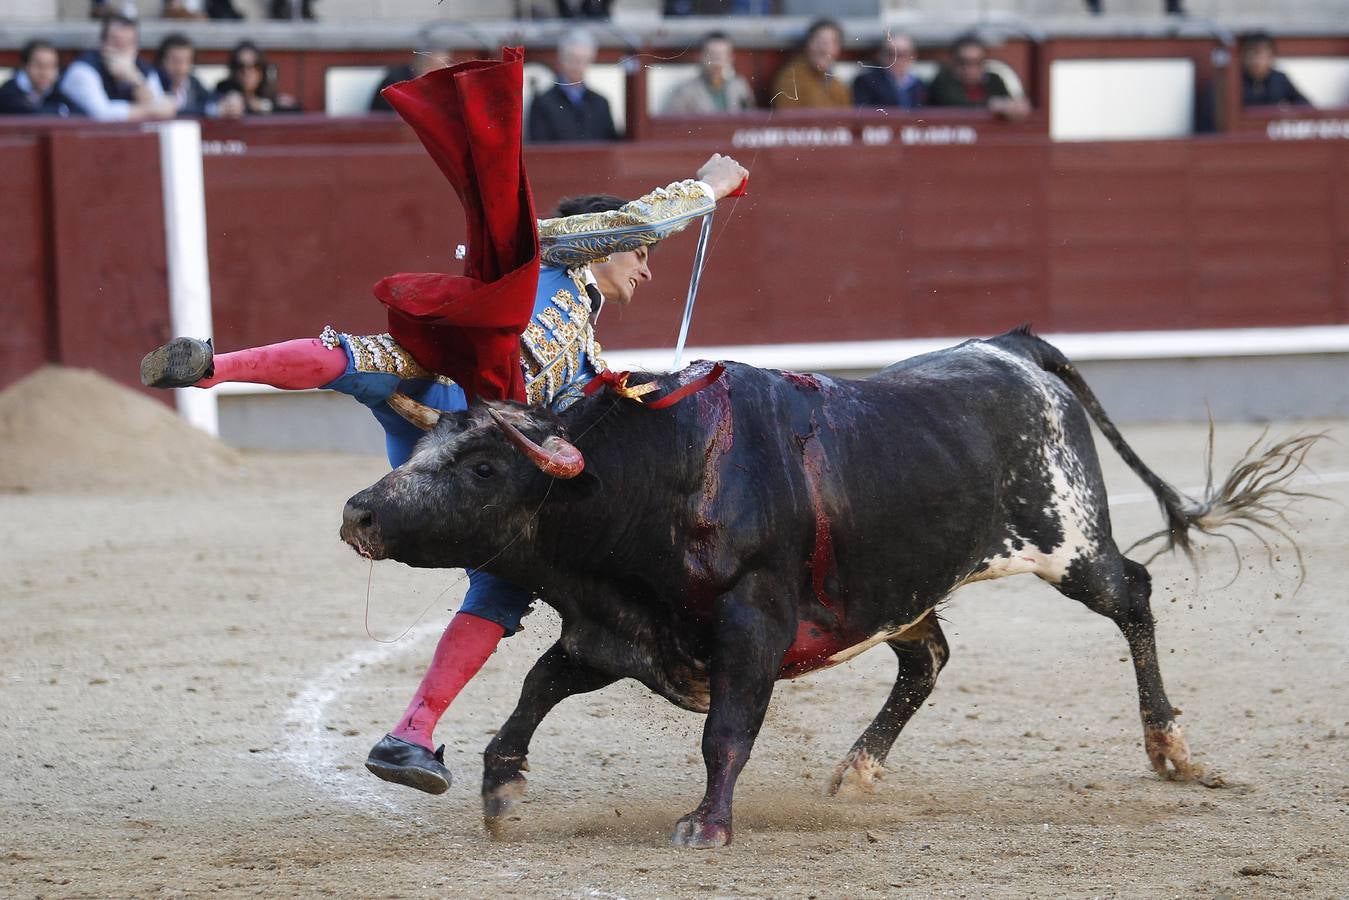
[927,33,1029,121]
[526,28,618,142]
[852,32,926,109]
[156,33,238,118]
[0,39,81,116]
[1241,31,1311,107]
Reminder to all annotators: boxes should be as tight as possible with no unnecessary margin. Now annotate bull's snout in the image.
[340,495,386,560]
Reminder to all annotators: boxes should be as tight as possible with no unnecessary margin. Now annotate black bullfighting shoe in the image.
[364,734,452,795]
[139,337,214,388]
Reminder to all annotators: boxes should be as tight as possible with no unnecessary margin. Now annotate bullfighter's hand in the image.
[696,153,749,201]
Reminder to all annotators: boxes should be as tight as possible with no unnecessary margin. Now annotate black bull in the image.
[341,328,1315,848]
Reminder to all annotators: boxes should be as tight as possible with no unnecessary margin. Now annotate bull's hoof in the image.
[1144,722,1204,782]
[364,734,451,795]
[482,776,527,839]
[670,814,731,849]
[827,747,886,797]
[140,337,214,389]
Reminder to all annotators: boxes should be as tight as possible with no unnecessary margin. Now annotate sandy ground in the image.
[2,414,1347,898]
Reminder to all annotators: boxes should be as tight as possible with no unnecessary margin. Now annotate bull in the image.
[341,327,1316,848]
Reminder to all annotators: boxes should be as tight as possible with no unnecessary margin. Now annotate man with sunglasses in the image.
[927,33,1030,121]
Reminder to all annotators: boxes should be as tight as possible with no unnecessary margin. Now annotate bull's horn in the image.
[488,408,585,479]
[387,391,441,431]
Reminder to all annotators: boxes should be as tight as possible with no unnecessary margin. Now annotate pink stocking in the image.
[392,613,506,750]
[197,338,348,389]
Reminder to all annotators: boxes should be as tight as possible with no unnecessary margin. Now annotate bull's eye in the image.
[472,462,495,479]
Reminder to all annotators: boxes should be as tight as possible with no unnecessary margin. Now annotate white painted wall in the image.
[1280,57,1349,108]
[1051,57,1194,141]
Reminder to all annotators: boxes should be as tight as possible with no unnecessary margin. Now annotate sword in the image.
[671,176,747,372]
[671,210,714,372]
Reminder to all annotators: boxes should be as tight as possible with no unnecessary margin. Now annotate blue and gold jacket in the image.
[322,179,713,460]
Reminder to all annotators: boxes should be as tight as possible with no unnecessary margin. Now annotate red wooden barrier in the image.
[3,118,1347,396]
[0,137,53,389]
[47,129,171,390]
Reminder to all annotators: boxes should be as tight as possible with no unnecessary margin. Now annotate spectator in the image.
[369,50,450,114]
[1085,0,1184,13]
[215,41,301,115]
[526,29,619,143]
[157,34,242,118]
[60,15,176,122]
[270,0,316,19]
[0,40,82,117]
[556,0,610,15]
[162,0,246,18]
[852,32,926,110]
[661,31,754,115]
[770,18,850,109]
[161,0,205,20]
[1241,32,1311,107]
[927,34,1030,121]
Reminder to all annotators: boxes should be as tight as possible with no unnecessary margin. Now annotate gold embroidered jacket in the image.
[536,179,715,269]
[326,179,716,411]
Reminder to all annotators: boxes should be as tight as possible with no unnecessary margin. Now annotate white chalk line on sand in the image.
[280,620,444,822]
[279,469,1348,816]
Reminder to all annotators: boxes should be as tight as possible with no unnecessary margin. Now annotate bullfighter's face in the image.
[591,245,652,306]
[340,404,589,570]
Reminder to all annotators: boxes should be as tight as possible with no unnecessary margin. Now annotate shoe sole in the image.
[364,759,451,795]
[140,338,212,389]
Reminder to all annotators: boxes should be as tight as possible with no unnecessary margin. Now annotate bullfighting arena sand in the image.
[3,367,1347,897]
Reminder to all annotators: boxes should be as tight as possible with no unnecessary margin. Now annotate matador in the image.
[139,48,748,793]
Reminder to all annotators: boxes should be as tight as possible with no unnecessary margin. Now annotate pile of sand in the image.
[0,367,240,493]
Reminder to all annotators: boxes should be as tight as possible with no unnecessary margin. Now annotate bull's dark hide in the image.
[342,327,1317,847]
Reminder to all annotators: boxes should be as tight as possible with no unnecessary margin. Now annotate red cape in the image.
[374,47,540,403]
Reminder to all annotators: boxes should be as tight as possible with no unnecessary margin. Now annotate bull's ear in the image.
[544,468,601,503]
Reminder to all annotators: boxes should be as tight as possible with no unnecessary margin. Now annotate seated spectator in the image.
[927,33,1030,121]
[1241,32,1311,107]
[771,18,850,109]
[270,0,316,19]
[557,0,610,15]
[215,41,301,115]
[59,14,177,122]
[526,28,619,143]
[0,39,82,117]
[162,0,245,18]
[661,31,754,115]
[369,50,450,114]
[157,34,243,118]
[161,0,206,20]
[1085,0,1184,13]
[852,32,925,110]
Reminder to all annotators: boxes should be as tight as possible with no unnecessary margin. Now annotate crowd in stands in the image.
[0,15,1321,130]
[0,14,299,120]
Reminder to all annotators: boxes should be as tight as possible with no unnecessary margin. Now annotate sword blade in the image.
[672,210,715,372]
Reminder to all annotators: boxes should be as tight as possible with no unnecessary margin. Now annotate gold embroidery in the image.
[537,179,714,269]
[328,330,430,379]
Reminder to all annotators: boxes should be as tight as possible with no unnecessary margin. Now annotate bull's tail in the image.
[1009,326,1325,568]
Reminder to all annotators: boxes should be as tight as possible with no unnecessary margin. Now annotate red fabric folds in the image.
[374,47,540,403]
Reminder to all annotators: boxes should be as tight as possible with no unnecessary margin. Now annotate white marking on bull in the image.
[959,344,1105,584]
[827,747,886,796]
[824,608,935,667]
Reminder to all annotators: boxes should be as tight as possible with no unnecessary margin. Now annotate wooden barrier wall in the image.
[194,127,1348,361]
[3,117,1347,394]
